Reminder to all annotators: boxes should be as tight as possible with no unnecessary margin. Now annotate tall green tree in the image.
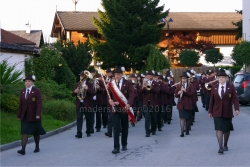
[232,10,242,40]
[231,41,250,72]
[91,0,169,71]
[205,48,224,67]
[179,50,200,67]
[54,40,92,77]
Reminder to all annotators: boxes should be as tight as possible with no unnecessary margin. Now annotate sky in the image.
[0,0,242,42]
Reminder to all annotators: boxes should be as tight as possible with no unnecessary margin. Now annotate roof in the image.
[0,42,38,54]
[9,30,44,47]
[52,11,242,34]
[1,29,36,46]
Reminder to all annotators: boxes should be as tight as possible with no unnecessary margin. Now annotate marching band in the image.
[71,66,239,155]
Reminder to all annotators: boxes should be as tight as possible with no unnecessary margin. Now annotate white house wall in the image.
[199,45,235,66]
[243,0,250,41]
[0,52,26,78]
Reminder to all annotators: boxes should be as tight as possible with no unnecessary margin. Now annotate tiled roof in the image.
[9,30,44,47]
[0,42,38,53]
[54,11,241,31]
[1,29,36,46]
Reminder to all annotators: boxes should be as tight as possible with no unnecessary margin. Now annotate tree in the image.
[0,60,23,85]
[231,41,250,72]
[54,40,92,77]
[232,10,242,40]
[179,50,200,67]
[205,48,224,67]
[91,0,169,71]
[140,44,169,72]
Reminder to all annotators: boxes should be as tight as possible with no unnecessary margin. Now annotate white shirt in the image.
[25,86,32,98]
[218,83,226,99]
[116,78,123,90]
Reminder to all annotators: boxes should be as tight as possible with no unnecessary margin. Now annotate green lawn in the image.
[0,112,74,145]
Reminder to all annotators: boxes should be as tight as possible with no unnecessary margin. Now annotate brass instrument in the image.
[90,70,100,93]
[205,79,218,90]
[77,70,92,100]
[143,78,152,90]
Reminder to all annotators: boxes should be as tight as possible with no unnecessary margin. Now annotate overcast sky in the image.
[0,0,242,42]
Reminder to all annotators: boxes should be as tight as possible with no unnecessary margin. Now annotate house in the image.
[50,11,242,67]
[0,29,38,78]
[9,23,44,48]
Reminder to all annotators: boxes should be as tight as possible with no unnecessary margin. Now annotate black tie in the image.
[117,81,120,90]
[221,86,224,99]
[26,89,30,99]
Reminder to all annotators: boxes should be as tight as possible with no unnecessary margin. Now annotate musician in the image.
[108,66,135,154]
[90,70,106,132]
[17,75,46,155]
[208,69,239,154]
[72,71,95,138]
[154,73,164,131]
[140,70,160,137]
[174,72,195,137]
[199,72,206,108]
[105,69,114,137]
[129,74,139,123]
[164,70,175,124]
[187,70,199,124]
[205,70,215,111]
[136,74,144,121]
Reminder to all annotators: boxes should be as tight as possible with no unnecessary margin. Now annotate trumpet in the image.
[205,79,218,90]
[142,78,152,90]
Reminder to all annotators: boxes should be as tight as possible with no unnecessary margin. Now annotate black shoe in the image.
[75,134,82,138]
[96,129,100,132]
[112,148,120,154]
[103,126,107,128]
[186,131,189,135]
[17,150,25,155]
[223,146,228,151]
[34,148,40,153]
[167,122,171,124]
[146,134,150,137]
[87,134,91,137]
[158,128,162,131]
[218,148,224,154]
[122,146,127,151]
[90,129,94,134]
[180,134,184,137]
[152,132,156,135]
[105,132,112,137]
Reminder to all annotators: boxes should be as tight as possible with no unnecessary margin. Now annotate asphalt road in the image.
[1,98,250,167]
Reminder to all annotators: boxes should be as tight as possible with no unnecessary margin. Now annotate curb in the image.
[0,121,77,152]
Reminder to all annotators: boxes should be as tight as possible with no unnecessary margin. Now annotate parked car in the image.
[233,73,250,105]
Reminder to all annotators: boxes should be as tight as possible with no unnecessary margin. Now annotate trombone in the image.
[205,79,218,90]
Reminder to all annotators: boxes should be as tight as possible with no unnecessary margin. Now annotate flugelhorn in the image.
[143,78,152,90]
[205,79,218,90]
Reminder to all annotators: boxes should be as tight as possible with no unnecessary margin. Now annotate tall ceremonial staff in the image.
[96,62,116,112]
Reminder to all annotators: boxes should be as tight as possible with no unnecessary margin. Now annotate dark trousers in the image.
[165,104,173,122]
[76,103,92,135]
[201,92,206,107]
[144,102,157,134]
[102,104,108,127]
[107,109,113,134]
[157,105,164,129]
[92,100,102,130]
[112,112,128,149]
[205,94,210,111]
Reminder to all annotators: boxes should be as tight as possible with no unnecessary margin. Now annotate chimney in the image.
[25,23,31,34]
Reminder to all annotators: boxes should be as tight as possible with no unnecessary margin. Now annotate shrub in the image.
[217,66,242,76]
[42,100,75,121]
[1,93,19,113]
[179,50,200,67]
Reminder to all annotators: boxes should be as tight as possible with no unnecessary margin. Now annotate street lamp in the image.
[167,18,173,70]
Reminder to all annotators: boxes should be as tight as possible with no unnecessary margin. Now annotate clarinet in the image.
[178,83,185,102]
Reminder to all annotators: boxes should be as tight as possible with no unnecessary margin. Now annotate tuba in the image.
[143,78,152,90]
[77,70,92,100]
